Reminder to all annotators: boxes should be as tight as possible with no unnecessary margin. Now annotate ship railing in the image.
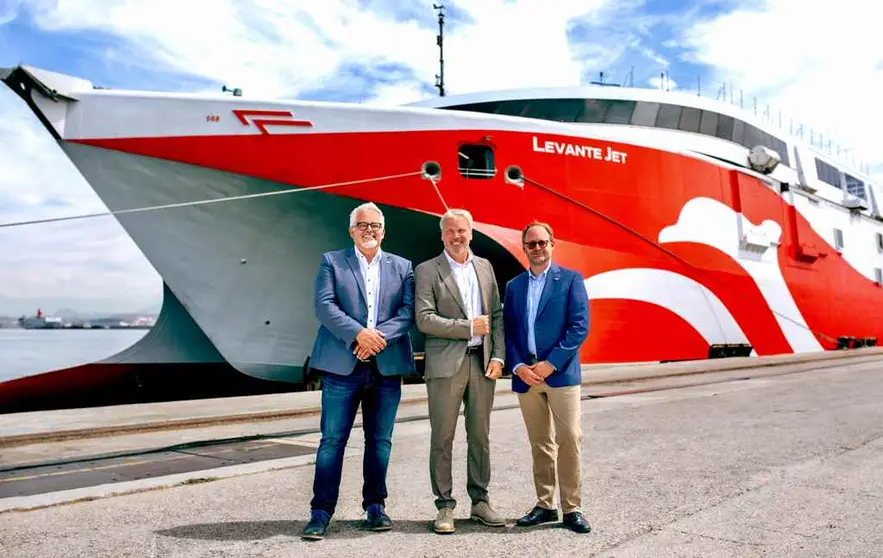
[605,71,874,177]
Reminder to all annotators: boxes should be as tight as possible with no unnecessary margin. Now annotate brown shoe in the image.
[470,501,506,527]
[434,508,455,534]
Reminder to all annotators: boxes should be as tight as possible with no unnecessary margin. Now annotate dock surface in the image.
[1,350,882,557]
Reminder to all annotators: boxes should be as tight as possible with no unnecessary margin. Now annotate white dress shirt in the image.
[355,248,381,328]
[444,249,483,347]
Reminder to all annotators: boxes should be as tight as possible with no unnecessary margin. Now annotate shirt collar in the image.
[443,248,473,269]
[529,261,552,280]
[355,247,382,265]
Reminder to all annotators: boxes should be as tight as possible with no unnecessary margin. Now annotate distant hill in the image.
[0,295,162,318]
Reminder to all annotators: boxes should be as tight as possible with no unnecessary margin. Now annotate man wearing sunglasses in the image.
[414,208,507,534]
[302,202,416,541]
[503,221,591,534]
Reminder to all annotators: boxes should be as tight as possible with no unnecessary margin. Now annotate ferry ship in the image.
[1,64,880,412]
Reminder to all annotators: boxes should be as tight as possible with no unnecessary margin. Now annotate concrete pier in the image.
[1,349,882,557]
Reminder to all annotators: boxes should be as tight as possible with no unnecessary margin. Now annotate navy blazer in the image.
[309,247,416,376]
[503,262,590,393]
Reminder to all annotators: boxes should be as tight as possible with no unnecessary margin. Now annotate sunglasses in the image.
[524,240,550,249]
[354,222,384,231]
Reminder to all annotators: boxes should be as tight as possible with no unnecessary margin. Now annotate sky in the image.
[0,0,881,316]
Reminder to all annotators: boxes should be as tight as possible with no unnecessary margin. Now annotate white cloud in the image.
[0,0,21,25]
[2,0,631,314]
[0,87,161,314]
[648,74,678,91]
[678,0,883,178]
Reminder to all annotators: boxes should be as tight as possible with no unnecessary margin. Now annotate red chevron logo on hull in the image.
[232,109,313,135]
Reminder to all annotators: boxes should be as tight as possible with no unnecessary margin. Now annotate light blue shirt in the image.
[526,263,550,356]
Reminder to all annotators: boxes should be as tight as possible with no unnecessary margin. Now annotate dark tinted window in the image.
[444,102,500,114]
[845,173,866,199]
[716,114,734,140]
[699,111,718,136]
[604,100,636,124]
[731,119,744,144]
[493,100,529,116]
[679,107,702,133]
[743,124,763,149]
[576,99,609,123]
[458,144,495,179]
[521,99,584,122]
[815,158,841,188]
[631,101,660,126]
[656,104,681,129]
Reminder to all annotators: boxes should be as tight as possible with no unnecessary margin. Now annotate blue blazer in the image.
[309,247,416,376]
[503,262,590,393]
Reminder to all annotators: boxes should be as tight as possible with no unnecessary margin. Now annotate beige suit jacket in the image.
[414,251,505,379]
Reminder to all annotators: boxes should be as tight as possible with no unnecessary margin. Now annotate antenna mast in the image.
[433,4,446,96]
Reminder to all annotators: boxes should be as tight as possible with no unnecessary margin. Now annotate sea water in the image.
[0,329,149,382]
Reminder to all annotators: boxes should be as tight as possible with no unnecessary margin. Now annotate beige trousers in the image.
[517,383,582,513]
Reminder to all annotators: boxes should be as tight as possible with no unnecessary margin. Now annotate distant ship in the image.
[18,308,63,330]
[1,63,881,414]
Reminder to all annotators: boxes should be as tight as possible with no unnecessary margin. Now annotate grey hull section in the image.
[61,143,525,384]
[100,282,226,365]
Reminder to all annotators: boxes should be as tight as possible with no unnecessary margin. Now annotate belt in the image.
[527,353,538,365]
[465,344,483,355]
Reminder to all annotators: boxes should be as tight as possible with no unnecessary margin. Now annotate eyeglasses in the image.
[354,222,384,231]
[524,240,550,249]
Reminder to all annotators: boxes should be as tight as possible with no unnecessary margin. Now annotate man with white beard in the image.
[302,202,416,541]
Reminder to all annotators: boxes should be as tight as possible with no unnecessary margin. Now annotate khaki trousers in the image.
[426,352,496,510]
[517,383,582,513]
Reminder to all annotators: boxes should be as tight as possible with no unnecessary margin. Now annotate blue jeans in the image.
[310,363,402,515]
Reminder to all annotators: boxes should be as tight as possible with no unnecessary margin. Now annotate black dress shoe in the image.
[365,504,392,531]
[302,510,331,540]
[516,506,559,527]
[563,511,591,534]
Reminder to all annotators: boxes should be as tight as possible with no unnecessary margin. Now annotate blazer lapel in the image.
[437,253,468,318]
[377,253,391,314]
[475,258,491,315]
[535,263,561,320]
[516,273,530,338]
[346,248,368,305]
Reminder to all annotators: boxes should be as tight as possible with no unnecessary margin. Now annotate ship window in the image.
[655,104,681,129]
[731,119,745,144]
[576,99,609,123]
[521,99,583,122]
[458,144,495,179]
[834,228,844,251]
[742,124,763,148]
[875,268,882,285]
[678,107,702,133]
[845,173,866,200]
[699,111,719,136]
[493,100,529,116]
[603,100,636,124]
[815,159,841,188]
[876,232,883,252]
[444,102,500,114]
[630,101,659,126]
[716,114,734,141]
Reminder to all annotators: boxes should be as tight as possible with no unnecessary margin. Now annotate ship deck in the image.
[2,348,882,557]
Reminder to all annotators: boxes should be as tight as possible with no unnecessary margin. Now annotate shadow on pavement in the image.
[156,519,565,541]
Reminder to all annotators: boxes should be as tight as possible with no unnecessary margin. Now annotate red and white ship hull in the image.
[2,65,881,412]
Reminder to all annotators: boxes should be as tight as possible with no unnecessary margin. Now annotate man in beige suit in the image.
[415,208,506,534]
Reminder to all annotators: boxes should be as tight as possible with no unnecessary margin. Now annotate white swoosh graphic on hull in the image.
[658,197,822,352]
[585,268,750,346]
